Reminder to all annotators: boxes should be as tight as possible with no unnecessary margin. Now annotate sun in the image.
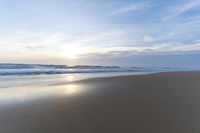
[61,45,83,59]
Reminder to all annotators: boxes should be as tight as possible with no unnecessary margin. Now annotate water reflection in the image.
[0,74,91,107]
[0,83,84,107]
[65,75,75,81]
[63,84,81,95]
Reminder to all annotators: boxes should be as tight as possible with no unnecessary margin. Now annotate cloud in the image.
[144,35,154,42]
[109,1,151,15]
[163,0,200,20]
[194,40,200,43]
[25,45,46,49]
[80,42,200,59]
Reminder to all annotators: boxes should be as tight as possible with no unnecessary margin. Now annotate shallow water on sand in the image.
[0,72,153,88]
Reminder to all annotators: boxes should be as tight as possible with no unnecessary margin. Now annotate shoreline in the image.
[63,70,200,84]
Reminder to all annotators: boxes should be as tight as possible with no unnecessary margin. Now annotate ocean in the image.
[0,63,197,88]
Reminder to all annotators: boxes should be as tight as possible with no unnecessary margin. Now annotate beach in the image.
[1,71,200,133]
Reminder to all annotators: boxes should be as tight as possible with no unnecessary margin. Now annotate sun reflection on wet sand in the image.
[0,73,88,107]
[65,75,75,81]
[0,83,84,107]
[0,86,55,105]
[63,84,81,95]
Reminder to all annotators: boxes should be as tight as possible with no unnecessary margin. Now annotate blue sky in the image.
[0,0,200,67]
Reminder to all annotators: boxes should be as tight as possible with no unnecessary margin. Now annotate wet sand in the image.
[1,72,200,133]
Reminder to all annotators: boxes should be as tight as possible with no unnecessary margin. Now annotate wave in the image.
[0,63,182,76]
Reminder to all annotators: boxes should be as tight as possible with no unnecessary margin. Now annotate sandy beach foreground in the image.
[1,72,200,133]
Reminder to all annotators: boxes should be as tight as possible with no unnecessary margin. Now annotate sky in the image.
[0,0,200,67]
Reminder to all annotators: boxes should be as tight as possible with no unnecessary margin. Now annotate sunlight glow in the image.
[60,45,84,59]
[64,85,81,95]
[65,75,75,81]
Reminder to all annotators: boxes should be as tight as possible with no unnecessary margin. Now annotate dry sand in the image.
[1,72,200,133]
